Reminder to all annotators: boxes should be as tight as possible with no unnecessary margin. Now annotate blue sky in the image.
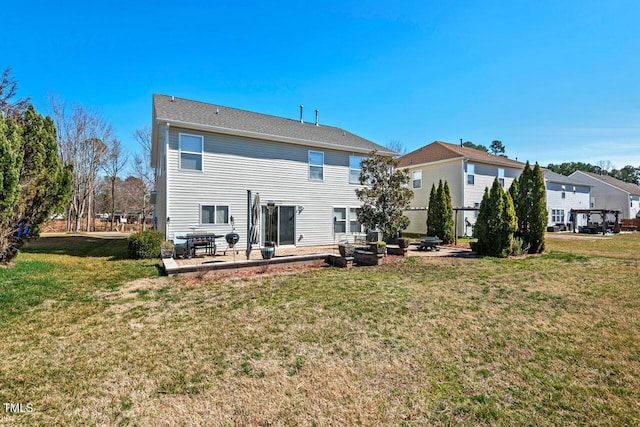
[2,1,639,170]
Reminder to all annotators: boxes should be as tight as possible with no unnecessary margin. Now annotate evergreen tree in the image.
[355,151,413,240]
[434,180,445,238]
[426,183,437,236]
[0,106,73,263]
[440,181,455,243]
[475,178,517,257]
[513,162,547,253]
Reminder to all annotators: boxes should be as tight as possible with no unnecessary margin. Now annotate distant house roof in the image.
[398,141,526,169]
[543,170,591,187]
[572,171,640,196]
[152,94,394,157]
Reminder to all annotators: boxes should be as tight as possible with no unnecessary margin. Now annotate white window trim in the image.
[412,170,422,189]
[309,150,324,181]
[333,206,364,234]
[349,155,364,184]
[179,132,204,172]
[333,206,347,234]
[200,204,230,225]
[467,163,475,185]
[349,207,363,234]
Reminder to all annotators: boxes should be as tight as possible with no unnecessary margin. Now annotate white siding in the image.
[403,159,463,234]
[545,183,590,227]
[569,172,632,218]
[163,127,369,249]
[463,162,522,236]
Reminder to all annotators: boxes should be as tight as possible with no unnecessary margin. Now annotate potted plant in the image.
[160,241,174,258]
[261,240,275,259]
[369,241,386,255]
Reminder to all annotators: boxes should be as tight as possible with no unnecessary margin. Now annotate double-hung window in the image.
[309,151,324,181]
[179,133,203,171]
[349,155,364,184]
[561,185,566,199]
[551,209,565,223]
[334,207,362,234]
[412,170,422,189]
[201,205,229,225]
[467,163,475,185]
[333,207,346,233]
[349,208,362,233]
[498,168,505,187]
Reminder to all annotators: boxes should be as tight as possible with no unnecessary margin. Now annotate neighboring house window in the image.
[498,168,505,187]
[561,185,566,199]
[349,155,364,184]
[467,163,475,185]
[333,207,346,233]
[201,205,229,224]
[412,170,422,189]
[309,151,324,181]
[551,209,565,223]
[349,208,362,233]
[474,202,480,218]
[179,133,203,171]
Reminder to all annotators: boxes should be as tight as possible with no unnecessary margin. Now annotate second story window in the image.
[412,170,422,189]
[467,163,475,185]
[309,151,324,181]
[350,155,364,184]
[561,185,566,199]
[179,133,203,171]
[498,168,505,187]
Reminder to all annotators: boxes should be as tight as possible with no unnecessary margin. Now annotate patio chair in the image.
[172,232,190,258]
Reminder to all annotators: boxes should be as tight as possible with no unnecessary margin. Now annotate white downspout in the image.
[164,123,170,239]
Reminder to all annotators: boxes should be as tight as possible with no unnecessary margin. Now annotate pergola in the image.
[569,209,621,235]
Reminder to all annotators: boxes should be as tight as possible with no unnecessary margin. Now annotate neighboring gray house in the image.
[150,94,395,251]
[568,171,640,219]
[398,141,525,236]
[543,170,591,229]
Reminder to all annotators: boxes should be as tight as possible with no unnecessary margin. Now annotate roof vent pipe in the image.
[171,96,175,102]
[299,105,304,123]
[315,109,319,126]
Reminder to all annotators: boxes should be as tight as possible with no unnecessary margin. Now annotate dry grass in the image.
[1,234,639,425]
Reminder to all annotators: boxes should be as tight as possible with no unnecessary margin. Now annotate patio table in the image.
[176,233,223,258]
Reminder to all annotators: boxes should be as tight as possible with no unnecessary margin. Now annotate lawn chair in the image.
[172,232,190,258]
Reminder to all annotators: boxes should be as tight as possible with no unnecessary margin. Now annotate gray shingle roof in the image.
[153,94,393,154]
[543,170,592,186]
[579,171,640,195]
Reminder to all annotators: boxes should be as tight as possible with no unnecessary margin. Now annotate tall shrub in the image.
[0,106,73,264]
[426,183,437,236]
[475,178,517,257]
[440,181,455,243]
[513,162,547,253]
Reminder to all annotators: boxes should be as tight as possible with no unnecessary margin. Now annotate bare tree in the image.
[132,125,154,230]
[102,138,129,231]
[385,140,407,156]
[597,160,613,175]
[0,66,30,119]
[50,96,110,232]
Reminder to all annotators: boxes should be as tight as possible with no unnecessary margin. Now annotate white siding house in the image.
[543,170,591,229]
[398,141,525,236]
[150,94,395,251]
[568,171,640,219]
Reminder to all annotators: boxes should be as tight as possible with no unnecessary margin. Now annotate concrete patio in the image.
[162,243,474,275]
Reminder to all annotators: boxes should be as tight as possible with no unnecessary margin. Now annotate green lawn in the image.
[1,233,639,425]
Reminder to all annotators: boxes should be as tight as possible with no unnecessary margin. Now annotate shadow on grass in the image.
[22,235,131,260]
